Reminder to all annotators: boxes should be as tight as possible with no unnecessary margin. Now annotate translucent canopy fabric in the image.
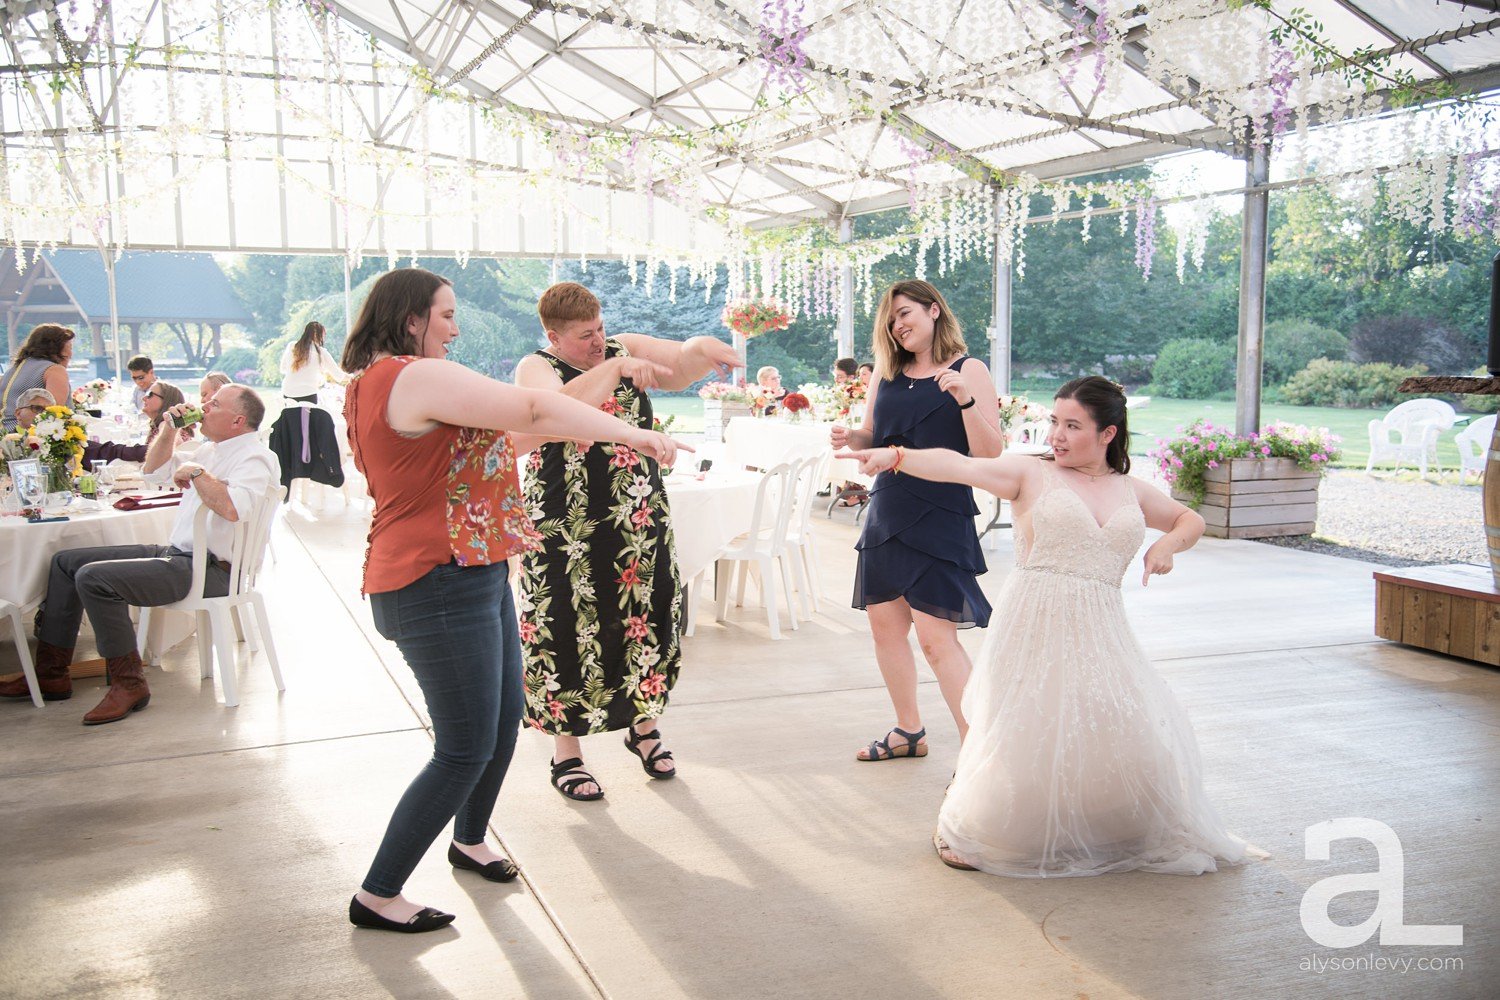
[1,0,1496,260]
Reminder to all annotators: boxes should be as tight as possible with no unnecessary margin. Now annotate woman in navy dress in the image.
[830,280,1002,762]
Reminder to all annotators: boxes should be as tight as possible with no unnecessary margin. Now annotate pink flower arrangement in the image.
[1149,419,1342,506]
[721,299,791,339]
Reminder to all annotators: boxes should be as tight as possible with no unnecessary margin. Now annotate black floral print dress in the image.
[519,338,683,736]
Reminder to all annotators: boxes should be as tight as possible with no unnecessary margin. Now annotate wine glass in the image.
[92,460,115,498]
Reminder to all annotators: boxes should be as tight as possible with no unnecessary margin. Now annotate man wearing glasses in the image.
[0,384,279,724]
[127,355,157,414]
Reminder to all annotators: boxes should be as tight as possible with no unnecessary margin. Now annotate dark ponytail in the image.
[1054,376,1130,475]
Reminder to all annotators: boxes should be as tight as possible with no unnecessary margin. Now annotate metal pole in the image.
[1235,143,1270,436]
[837,216,854,360]
[343,255,352,340]
[989,189,1013,394]
[105,252,122,379]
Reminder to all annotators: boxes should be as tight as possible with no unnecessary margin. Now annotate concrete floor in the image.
[1,491,1496,999]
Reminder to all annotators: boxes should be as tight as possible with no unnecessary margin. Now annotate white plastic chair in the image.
[0,599,42,708]
[1366,399,1456,477]
[783,451,829,618]
[1456,414,1496,482]
[136,484,286,707]
[1012,419,1051,448]
[715,463,800,640]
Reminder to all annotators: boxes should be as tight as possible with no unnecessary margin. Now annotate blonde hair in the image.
[537,282,601,331]
[870,280,965,380]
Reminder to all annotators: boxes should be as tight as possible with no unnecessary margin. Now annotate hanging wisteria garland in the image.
[0,0,1496,312]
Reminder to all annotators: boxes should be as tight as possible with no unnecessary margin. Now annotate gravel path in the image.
[1287,469,1486,567]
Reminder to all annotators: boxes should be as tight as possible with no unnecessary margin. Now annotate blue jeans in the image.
[362,561,523,898]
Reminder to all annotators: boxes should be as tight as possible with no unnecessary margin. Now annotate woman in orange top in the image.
[342,268,682,934]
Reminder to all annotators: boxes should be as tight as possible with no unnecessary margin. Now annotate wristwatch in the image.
[189,467,206,480]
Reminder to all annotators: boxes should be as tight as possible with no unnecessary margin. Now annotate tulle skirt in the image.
[938,566,1257,877]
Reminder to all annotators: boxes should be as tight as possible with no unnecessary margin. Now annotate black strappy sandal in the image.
[550,757,604,801]
[624,728,677,779]
[856,726,928,762]
[933,832,978,871]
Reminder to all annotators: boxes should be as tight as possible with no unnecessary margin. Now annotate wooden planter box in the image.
[1171,457,1321,539]
[702,400,752,443]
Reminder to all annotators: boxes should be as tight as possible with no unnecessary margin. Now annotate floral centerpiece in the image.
[71,378,112,410]
[2,431,32,462]
[797,383,838,421]
[749,385,781,415]
[1150,419,1341,507]
[28,405,88,471]
[698,380,756,404]
[720,299,792,339]
[834,378,866,419]
[997,393,1049,430]
[781,391,811,422]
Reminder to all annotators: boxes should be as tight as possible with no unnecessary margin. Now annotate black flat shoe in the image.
[348,895,456,933]
[448,842,518,883]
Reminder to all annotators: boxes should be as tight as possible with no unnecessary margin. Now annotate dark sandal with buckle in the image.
[550,757,604,801]
[857,726,927,761]
[624,728,677,779]
[933,832,978,871]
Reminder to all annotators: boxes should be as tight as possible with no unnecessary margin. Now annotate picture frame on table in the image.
[7,458,43,508]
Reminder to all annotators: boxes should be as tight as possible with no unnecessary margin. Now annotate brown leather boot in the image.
[0,642,74,701]
[82,651,150,725]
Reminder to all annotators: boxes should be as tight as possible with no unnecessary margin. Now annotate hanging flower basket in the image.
[721,299,792,339]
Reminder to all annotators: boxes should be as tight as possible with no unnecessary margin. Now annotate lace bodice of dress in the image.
[1014,463,1144,587]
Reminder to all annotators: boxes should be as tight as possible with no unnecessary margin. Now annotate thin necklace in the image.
[1072,465,1113,479]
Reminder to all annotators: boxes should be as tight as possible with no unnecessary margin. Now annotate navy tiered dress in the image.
[853,356,992,628]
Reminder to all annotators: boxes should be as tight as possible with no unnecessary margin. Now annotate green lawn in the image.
[1123,397,1477,471]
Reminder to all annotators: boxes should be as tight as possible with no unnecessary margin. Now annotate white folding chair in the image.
[783,451,829,618]
[0,599,42,708]
[715,463,800,639]
[137,484,286,707]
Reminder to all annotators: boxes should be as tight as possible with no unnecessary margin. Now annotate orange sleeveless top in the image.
[345,356,540,595]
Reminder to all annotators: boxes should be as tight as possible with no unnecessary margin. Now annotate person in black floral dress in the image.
[514,283,740,801]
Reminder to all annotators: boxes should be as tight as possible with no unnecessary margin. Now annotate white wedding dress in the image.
[938,462,1257,877]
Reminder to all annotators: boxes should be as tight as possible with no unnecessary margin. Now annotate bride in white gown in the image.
[841,376,1257,878]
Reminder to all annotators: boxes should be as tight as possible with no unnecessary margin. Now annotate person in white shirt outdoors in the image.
[2,324,74,431]
[127,355,157,414]
[0,384,280,725]
[756,365,787,415]
[200,371,232,403]
[280,321,345,404]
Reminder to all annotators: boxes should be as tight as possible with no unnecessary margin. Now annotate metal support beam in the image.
[1235,143,1269,437]
[989,193,1013,395]
[836,217,854,360]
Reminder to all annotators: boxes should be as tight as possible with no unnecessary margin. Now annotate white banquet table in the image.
[664,469,761,581]
[723,417,869,489]
[0,498,181,609]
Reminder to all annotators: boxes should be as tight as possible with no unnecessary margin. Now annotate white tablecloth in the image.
[664,470,761,581]
[86,414,149,445]
[0,499,180,608]
[723,417,869,488]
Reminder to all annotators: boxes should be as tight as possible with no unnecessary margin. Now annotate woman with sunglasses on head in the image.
[830,279,1002,765]
[341,268,684,934]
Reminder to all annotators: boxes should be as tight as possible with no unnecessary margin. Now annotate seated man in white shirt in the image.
[0,384,281,725]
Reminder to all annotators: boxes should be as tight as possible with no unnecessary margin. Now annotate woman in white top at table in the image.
[280,322,345,404]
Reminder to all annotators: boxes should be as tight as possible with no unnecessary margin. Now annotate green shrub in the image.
[1263,319,1347,386]
[1150,338,1237,399]
[211,346,260,382]
[1281,358,1427,408]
